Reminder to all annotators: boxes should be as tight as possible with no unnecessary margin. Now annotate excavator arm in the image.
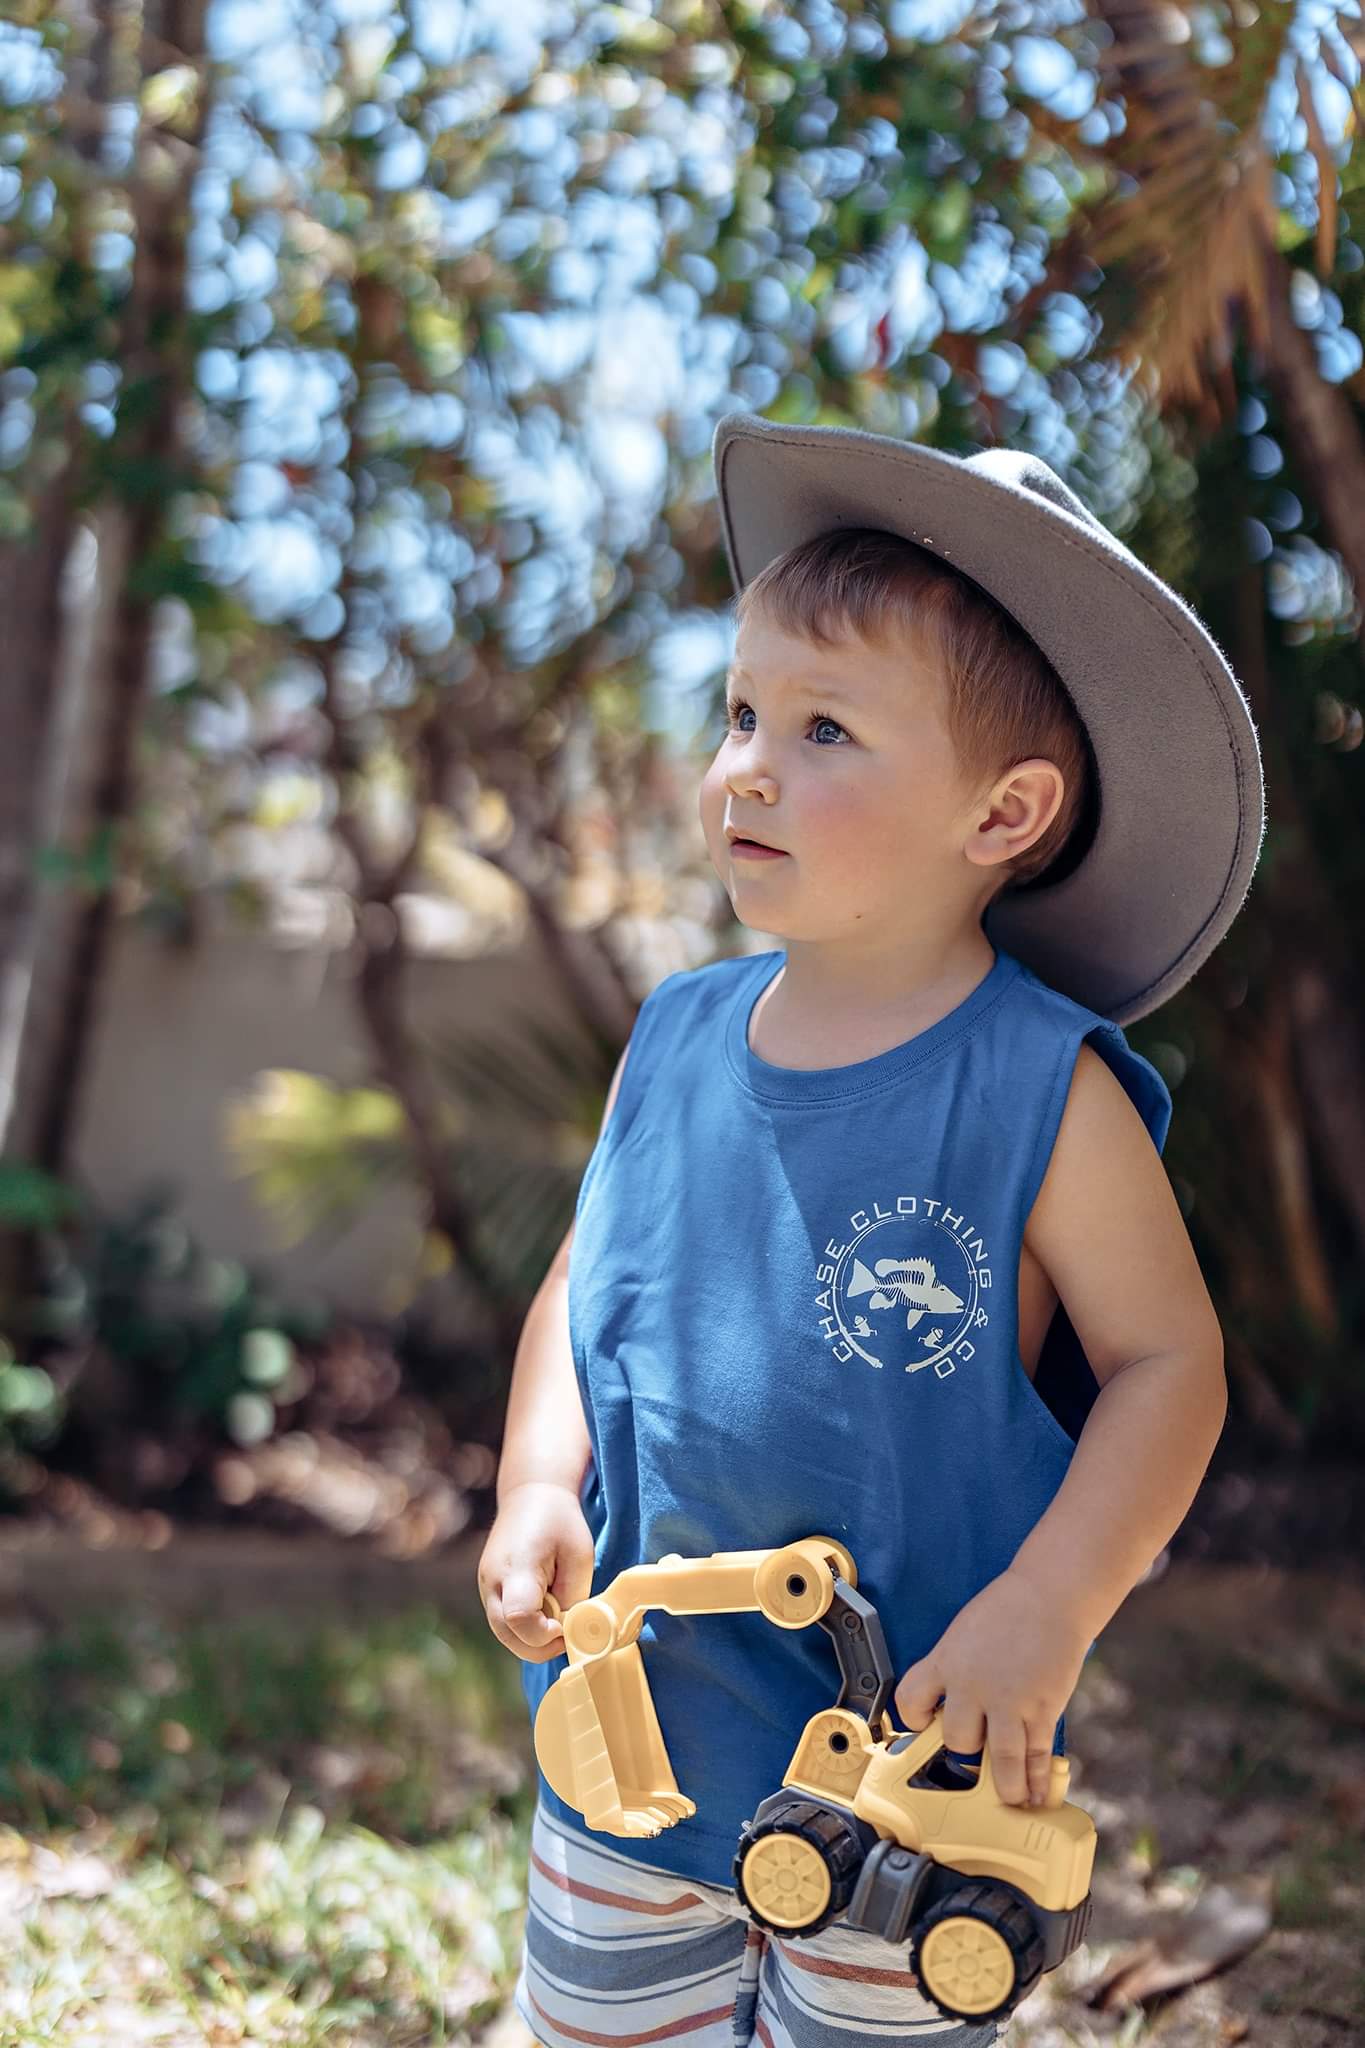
[533,1535,901,1837]
[531,1533,1096,2019]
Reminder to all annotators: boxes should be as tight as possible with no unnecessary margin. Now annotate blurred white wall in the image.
[72,924,586,1332]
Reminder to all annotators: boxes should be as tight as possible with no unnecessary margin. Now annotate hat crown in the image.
[710,409,1266,1023]
[962,447,1100,533]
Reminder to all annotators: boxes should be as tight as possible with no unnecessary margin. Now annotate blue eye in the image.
[726,698,850,745]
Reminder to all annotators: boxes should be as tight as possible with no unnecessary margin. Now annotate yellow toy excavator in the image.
[533,1536,1095,2026]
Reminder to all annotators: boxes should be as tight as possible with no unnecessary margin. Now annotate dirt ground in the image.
[1034,1558,1365,2046]
[0,1521,1359,2046]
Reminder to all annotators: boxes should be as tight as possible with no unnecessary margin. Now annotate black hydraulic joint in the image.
[816,1570,897,1728]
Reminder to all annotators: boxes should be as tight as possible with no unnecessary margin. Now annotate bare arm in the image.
[494,1040,631,1508]
[1005,1041,1228,1629]
[895,1043,1227,1808]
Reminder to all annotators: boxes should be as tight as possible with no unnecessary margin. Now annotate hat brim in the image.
[713,413,1265,1025]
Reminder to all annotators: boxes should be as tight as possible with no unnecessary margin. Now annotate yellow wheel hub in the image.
[918,1916,1016,2015]
[741,1832,832,1928]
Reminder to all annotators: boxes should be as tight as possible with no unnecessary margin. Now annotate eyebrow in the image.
[724,663,862,705]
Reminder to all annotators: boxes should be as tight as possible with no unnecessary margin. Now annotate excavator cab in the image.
[532,1536,1095,2025]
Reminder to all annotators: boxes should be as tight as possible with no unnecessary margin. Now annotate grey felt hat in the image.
[712,411,1266,1026]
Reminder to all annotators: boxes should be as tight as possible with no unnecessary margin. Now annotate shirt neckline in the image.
[723,944,1022,1104]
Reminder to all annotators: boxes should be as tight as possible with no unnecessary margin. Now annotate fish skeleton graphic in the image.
[848,1254,964,1333]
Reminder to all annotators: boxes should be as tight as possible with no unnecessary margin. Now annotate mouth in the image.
[726,829,787,855]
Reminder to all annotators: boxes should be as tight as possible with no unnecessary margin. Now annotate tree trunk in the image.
[0,0,117,1154]
[346,902,526,1362]
[0,460,81,1145]
[1244,235,1365,1257]
[310,272,537,1358]
[1255,230,1365,616]
[479,831,640,1055]
[28,0,210,1179]
[1244,984,1338,1341]
[1230,551,1365,1262]
[0,510,127,1180]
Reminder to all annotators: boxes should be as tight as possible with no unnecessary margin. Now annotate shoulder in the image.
[1048,1039,1156,1159]
[636,950,775,1029]
[616,951,774,1088]
[601,955,759,1137]
[1005,956,1174,1158]
[1025,1039,1168,1261]
[1023,1038,1219,1386]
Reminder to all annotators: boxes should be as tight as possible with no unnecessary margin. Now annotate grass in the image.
[0,1567,1359,2044]
[0,1604,537,2044]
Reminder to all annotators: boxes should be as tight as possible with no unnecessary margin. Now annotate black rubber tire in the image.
[732,1800,868,1938]
[909,1879,1046,2023]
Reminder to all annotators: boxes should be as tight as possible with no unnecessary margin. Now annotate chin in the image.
[730,897,796,936]
[727,890,774,923]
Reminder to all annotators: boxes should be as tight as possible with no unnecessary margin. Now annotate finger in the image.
[894,1662,945,1730]
[549,1540,595,1612]
[984,1717,1030,1806]
[500,1571,564,1649]
[1025,1735,1056,1807]
[484,1590,566,1665]
[940,1702,986,1762]
[475,1545,497,1607]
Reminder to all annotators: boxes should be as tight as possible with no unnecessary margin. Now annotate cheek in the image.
[801,774,876,852]
[805,767,922,876]
[699,756,728,832]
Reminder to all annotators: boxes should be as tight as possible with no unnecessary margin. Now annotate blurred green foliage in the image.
[0,1603,525,1846]
[0,1604,533,2042]
[33,1186,329,1441]
[0,1181,331,1496]
[229,1008,615,1311]
[2,0,1364,1468]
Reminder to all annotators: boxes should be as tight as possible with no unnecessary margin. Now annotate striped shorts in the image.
[514,1798,1008,2047]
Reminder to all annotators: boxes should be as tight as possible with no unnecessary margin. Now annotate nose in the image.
[724,735,778,803]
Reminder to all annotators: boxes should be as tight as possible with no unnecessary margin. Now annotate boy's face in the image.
[699,611,998,946]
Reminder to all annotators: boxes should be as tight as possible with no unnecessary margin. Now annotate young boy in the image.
[479,413,1265,2047]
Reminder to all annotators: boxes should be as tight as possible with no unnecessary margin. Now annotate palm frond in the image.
[426,1008,614,1132]
[1081,0,1300,407]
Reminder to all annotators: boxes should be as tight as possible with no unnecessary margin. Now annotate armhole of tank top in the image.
[1018,1016,1169,1234]
[608,972,687,1141]
[1018,1021,1089,1241]
[1016,1017,1174,1449]
[573,971,684,1220]
[1012,1022,1106,1457]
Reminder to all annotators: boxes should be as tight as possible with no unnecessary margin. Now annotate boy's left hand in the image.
[892,1568,1092,1809]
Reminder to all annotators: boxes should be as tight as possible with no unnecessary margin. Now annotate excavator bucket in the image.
[530,1539,852,1839]
[534,1640,697,1839]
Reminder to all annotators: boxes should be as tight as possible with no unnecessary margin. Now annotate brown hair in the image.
[734,526,1097,895]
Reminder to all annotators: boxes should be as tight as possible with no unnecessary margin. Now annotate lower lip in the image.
[730,842,788,860]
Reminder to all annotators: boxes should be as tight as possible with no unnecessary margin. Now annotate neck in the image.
[750,927,999,1068]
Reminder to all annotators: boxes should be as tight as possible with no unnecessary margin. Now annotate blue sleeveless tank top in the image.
[520,943,1172,1888]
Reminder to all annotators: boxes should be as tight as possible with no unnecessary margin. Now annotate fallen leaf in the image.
[1085,1874,1274,2010]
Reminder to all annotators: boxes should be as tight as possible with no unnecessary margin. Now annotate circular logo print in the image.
[815,1195,992,1377]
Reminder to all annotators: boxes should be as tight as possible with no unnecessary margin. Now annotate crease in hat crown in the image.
[962,447,1101,530]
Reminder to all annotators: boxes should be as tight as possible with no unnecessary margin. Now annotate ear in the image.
[963,758,1064,873]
